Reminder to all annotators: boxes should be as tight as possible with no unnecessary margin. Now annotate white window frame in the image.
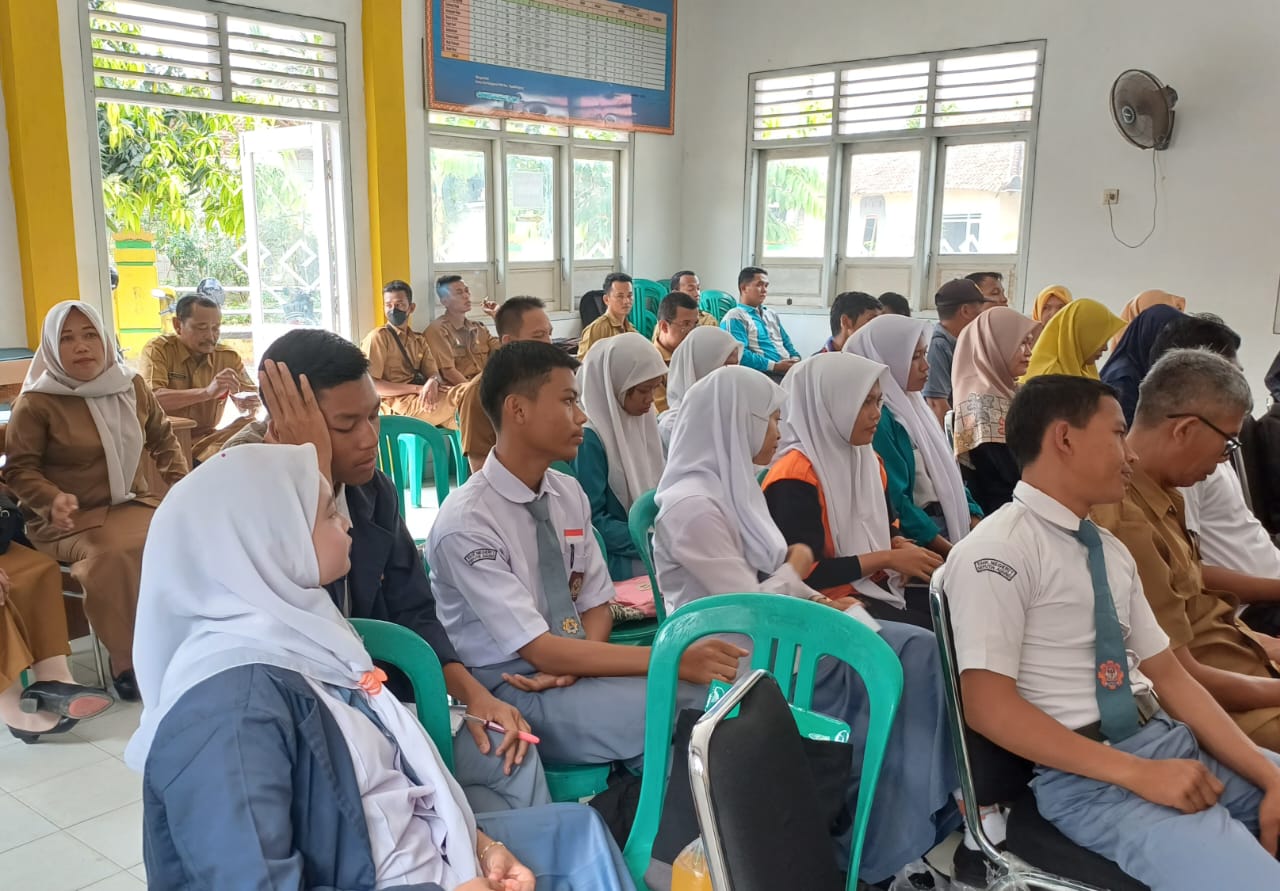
[744,40,1045,314]
[76,0,358,337]
[426,115,630,315]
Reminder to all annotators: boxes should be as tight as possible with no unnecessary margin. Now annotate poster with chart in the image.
[427,0,677,133]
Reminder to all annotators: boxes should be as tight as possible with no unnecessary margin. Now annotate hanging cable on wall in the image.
[1108,150,1160,250]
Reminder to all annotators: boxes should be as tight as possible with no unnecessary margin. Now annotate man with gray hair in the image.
[1094,349,1280,750]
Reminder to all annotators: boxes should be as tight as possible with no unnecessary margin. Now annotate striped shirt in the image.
[720,302,799,372]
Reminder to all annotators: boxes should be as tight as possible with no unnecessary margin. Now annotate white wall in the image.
[0,76,23,345]
[677,0,1280,391]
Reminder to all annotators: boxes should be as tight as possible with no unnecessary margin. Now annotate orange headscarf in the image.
[1111,289,1187,350]
[1033,285,1073,322]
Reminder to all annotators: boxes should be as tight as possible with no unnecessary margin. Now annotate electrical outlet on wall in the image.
[1102,189,1120,206]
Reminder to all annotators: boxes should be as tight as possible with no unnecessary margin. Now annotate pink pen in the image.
[463,713,541,745]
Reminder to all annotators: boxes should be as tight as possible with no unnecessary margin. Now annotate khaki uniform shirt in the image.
[138,334,255,436]
[3,377,188,542]
[651,337,674,414]
[361,325,454,427]
[576,314,635,360]
[424,317,501,381]
[1093,467,1280,736]
[697,311,718,328]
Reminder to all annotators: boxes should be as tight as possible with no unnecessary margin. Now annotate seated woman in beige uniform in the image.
[361,280,455,428]
[4,301,188,701]
[0,537,114,742]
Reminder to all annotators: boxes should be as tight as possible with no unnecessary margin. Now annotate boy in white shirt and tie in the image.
[427,341,743,765]
[947,374,1280,890]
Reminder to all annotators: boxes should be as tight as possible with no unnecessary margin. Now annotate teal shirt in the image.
[573,427,639,581]
[872,406,982,544]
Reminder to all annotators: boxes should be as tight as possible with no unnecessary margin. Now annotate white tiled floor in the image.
[0,647,147,891]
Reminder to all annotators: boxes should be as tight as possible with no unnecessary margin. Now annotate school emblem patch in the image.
[561,617,582,636]
[1097,660,1126,691]
[568,571,584,601]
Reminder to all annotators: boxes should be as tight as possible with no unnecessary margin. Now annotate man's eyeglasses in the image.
[1166,413,1242,458]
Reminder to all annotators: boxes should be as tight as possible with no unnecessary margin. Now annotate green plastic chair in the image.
[377,415,452,513]
[699,289,737,322]
[632,278,666,317]
[448,417,470,486]
[620,594,904,888]
[348,617,454,772]
[626,488,667,624]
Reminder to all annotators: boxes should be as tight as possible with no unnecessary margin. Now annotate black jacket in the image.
[324,470,460,667]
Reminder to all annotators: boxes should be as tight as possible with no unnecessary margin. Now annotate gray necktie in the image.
[524,495,586,639]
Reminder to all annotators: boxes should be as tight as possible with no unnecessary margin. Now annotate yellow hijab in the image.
[1033,285,1072,322]
[1023,298,1125,381]
[1110,289,1187,350]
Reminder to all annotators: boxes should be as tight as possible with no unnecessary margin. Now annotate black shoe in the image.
[112,670,140,702]
[951,843,994,888]
[20,681,114,720]
[8,716,79,744]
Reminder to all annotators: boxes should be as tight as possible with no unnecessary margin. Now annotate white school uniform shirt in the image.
[654,492,822,617]
[946,481,1169,732]
[425,452,615,668]
[1181,463,1280,579]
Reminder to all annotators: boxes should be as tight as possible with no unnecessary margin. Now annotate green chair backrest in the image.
[620,594,904,888]
[699,289,737,322]
[632,278,665,316]
[377,415,452,515]
[348,617,454,772]
[626,488,666,623]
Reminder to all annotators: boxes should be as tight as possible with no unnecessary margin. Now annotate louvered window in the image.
[747,42,1043,312]
[751,44,1042,143]
[86,0,344,120]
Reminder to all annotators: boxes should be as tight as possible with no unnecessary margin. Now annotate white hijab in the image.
[846,315,971,542]
[777,353,905,604]
[22,300,143,505]
[658,365,788,575]
[126,445,477,884]
[579,332,668,510]
[657,327,741,449]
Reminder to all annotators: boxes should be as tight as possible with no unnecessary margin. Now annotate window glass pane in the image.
[845,150,919,257]
[573,126,628,142]
[939,141,1025,254]
[506,153,555,262]
[428,111,501,130]
[573,157,614,261]
[507,119,569,137]
[430,147,488,263]
[762,156,828,258]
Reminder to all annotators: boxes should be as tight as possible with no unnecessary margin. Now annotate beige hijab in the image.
[22,301,143,505]
[952,307,1039,456]
[1111,289,1187,350]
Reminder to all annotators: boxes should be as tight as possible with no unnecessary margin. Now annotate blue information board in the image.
[427,0,677,133]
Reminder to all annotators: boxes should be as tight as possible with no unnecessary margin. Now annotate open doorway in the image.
[98,103,349,370]
[86,0,353,370]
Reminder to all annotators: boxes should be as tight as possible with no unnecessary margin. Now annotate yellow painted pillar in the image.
[0,0,80,347]
[111,231,165,360]
[363,0,411,323]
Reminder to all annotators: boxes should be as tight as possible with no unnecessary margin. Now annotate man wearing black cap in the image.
[922,278,990,426]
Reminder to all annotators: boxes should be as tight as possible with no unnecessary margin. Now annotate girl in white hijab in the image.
[655,326,741,451]
[653,364,961,887]
[575,333,667,580]
[654,365,816,615]
[3,300,187,699]
[845,315,980,554]
[763,354,943,629]
[130,443,633,891]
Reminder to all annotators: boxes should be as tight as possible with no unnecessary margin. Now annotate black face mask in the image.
[387,308,409,328]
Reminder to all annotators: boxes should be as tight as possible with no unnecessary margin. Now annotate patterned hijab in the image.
[952,308,1039,456]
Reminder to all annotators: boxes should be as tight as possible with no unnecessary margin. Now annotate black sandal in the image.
[8,715,78,744]
[20,681,114,720]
